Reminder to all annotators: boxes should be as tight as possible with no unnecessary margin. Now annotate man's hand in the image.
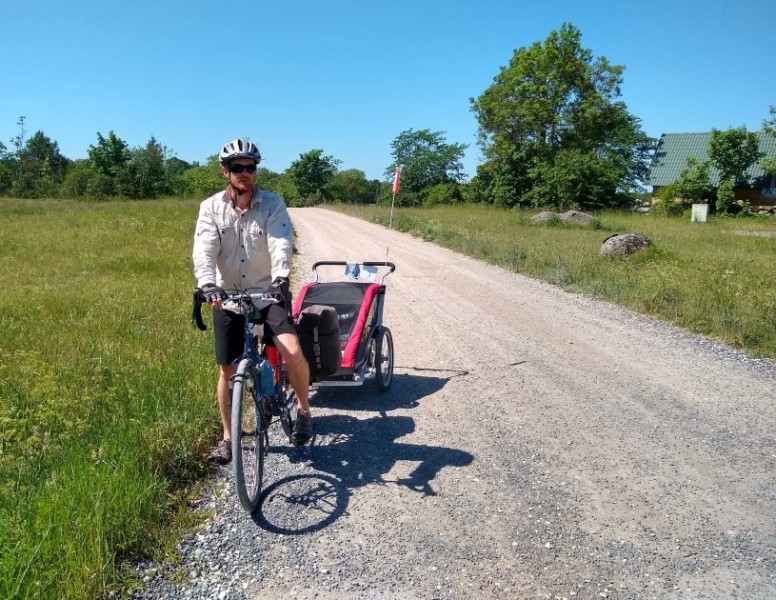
[201,283,228,305]
[272,276,290,298]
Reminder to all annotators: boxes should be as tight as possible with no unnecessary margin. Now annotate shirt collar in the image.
[221,187,260,210]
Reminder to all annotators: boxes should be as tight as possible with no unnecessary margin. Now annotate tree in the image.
[675,157,713,204]
[0,140,13,195]
[179,155,225,198]
[325,169,375,204]
[707,126,763,214]
[12,131,70,198]
[525,148,619,210]
[708,126,763,184]
[763,105,776,136]
[256,167,282,194]
[85,131,131,197]
[288,149,340,204]
[470,23,654,210]
[60,159,93,198]
[165,156,193,196]
[88,131,130,177]
[761,106,776,176]
[124,136,167,198]
[385,129,467,206]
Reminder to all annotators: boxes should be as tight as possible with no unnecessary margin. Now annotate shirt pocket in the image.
[218,224,239,253]
[244,219,267,248]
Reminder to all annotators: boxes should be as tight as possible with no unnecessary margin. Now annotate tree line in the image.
[2,23,773,212]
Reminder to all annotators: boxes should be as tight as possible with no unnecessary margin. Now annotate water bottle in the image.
[260,346,278,398]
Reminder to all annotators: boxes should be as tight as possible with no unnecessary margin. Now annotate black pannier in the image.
[297,305,342,376]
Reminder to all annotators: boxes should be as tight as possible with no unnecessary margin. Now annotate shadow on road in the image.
[310,367,469,413]
[254,370,473,534]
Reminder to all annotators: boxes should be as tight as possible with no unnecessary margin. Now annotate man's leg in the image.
[207,363,236,464]
[274,332,313,444]
[217,363,237,440]
[274,332,310,412]
[209,307,243,463]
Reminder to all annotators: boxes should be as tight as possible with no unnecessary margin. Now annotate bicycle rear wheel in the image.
[231,358,266,512]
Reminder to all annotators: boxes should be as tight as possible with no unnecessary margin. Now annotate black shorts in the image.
[213,303,297,365]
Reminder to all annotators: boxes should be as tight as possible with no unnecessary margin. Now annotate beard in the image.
[230,177,253,195]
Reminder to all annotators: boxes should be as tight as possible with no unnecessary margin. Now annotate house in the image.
[648,131,776,207]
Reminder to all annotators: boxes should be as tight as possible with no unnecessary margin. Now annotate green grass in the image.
[331,203,776,359]
[0,198,216,599]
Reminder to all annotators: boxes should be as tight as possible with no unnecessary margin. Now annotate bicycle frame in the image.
[192,286,298,512]
[225,291,285,410]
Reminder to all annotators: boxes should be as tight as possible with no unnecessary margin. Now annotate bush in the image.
[652,183,687,217]
[716,178,735,214]
[422,182,462,207]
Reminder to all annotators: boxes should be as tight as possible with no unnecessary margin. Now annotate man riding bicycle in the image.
[192,138,313,463]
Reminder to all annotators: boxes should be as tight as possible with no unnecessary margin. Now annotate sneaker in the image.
[292,411,313,446]
[207,439,232,464]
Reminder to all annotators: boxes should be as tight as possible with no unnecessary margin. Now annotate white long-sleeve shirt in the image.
[192,187,293,292]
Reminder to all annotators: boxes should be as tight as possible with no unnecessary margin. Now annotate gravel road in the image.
[134,207,776,600]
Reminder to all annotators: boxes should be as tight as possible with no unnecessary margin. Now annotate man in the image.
[192,138,312,464]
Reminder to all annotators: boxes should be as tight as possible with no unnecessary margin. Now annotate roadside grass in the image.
[328,203,776,359]
[0,198,216,599]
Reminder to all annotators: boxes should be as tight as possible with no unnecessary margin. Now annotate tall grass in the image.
[332,203,776,359]
[0,198,216,598]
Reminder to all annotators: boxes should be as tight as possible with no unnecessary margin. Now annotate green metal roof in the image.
[648,131,776,187]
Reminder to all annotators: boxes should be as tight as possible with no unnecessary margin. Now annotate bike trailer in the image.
[292,261,395,389]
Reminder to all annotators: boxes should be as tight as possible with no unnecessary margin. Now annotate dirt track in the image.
[284,208,776,599]
[137,207,776,600]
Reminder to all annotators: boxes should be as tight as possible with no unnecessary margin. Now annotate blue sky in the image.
[2,0,774,182]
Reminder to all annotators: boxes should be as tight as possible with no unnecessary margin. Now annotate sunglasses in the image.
[228,163,257,174]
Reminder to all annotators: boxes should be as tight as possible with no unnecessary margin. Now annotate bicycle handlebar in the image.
[191,289,208,331]
[191,287,286,332]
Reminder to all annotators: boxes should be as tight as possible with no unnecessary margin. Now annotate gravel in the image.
[131,208,776,599]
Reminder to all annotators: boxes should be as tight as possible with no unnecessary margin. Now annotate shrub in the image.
[652,183,687,217]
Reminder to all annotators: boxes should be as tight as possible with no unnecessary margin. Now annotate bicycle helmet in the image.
[219,138,262,164]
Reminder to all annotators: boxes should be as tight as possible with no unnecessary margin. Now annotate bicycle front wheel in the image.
[231,358,266,512]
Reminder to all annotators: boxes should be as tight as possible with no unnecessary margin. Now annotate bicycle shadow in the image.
[254,370,473,534]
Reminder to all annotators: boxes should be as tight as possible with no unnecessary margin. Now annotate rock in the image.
[559,210,596,225]
[531,211,557,224]
[599,233,652,257]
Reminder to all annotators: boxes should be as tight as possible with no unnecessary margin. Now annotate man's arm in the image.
[264,193,293,281]
[192,200,221,288]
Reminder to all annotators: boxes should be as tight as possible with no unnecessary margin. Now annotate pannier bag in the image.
[297,305,342,376]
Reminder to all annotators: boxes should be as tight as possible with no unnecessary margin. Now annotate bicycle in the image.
[192,287,298,513]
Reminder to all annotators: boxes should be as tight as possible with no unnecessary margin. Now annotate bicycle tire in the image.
[375,327,394,391]
[231,358,265,512]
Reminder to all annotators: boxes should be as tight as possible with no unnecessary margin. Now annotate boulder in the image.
[559,210,595,225]
[531,211,557,224]
[600,233,652,257]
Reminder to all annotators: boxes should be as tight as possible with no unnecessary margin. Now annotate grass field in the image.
[0,198,215,598]
[330,203,776,359]
[2,197,775,599]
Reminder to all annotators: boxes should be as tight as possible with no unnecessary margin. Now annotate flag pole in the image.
[386,165,400,263]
